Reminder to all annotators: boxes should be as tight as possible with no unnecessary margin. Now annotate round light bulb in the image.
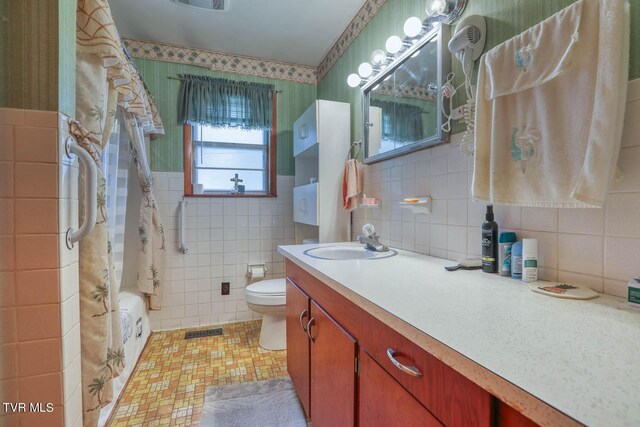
[347,73,362,88]
[404,17,423,38]
[385,35,403,54]
[358,62,373,78]
[370,49,387,67]
[426,0,448,16]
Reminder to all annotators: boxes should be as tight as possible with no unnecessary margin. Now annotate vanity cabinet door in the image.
[359,350,443,427]
[286,279,311,417]
[495,401,538,427]
[293,183,319,226]
[309,300,357,427]
[293,186,305,224]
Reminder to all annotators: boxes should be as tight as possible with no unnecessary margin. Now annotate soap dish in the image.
[399,197,431,214]
[360,195,379,208]
[527,282,599,300]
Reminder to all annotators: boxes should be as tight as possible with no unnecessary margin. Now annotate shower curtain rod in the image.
[167,76,282,92]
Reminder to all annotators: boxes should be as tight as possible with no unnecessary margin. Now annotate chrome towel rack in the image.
[65,136,98,249]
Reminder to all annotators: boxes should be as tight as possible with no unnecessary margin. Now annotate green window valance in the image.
[178,74,275,130]
[371,99,424,142]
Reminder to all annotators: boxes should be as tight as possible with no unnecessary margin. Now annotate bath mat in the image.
[199,378,307,427]
[184,328,223,340]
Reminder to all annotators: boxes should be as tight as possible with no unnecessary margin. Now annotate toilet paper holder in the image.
[246,263,267,280]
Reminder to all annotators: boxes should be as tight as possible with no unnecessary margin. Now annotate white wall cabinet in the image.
[293,100,350,244]
[293,101,318,157]
[293,183,318,226]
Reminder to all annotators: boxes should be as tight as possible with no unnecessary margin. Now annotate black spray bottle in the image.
[481,205,499,273]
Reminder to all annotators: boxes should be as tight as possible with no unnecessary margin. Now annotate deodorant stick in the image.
[498,232,517,277]
[522,239,538,282]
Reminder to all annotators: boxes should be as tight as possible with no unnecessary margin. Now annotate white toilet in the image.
[245,278,287,351]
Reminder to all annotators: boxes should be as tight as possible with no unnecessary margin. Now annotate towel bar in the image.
[65,136,98,249]
[178,197,189,254]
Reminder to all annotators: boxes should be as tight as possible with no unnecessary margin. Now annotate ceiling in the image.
[109,0,367,67]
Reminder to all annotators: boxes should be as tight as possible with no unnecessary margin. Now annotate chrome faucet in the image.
[357,223,389,252]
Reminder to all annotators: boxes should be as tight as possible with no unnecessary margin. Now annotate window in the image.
[179,75,277,197]
[184,123,277,197]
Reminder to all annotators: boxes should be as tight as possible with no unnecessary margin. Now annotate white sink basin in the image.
[303,245,397,260]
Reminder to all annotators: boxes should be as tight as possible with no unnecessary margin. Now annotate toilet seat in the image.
[245,278,286,306]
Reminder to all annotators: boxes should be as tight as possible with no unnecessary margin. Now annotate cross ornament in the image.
[230,173,243,192]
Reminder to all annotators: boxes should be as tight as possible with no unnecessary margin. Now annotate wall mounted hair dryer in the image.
[448,14,486,99]
[446,14,486,156]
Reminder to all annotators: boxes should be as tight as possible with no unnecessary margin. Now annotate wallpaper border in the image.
[317,0,389,80]
[123,38,318,85]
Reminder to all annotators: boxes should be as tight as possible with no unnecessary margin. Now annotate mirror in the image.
[363,24,451,163]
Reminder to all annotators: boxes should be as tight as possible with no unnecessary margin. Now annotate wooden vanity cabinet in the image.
[286,278,357,426]
[286,279,311,417]
[495,402,538,427]
[362,314,493,426]
[285,259,538,427]
[308,300,357,427]
[359,349,443,427]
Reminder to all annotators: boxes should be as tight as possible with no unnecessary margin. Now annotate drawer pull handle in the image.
[386,348,423,378]
[306,318,316,342]
[299,309,308,332]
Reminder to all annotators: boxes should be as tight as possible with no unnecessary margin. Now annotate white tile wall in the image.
[147,173,295,330]
[59,114,82,427]
[353,79,640,298]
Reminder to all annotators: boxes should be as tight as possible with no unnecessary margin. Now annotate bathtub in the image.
[98,290,151,426]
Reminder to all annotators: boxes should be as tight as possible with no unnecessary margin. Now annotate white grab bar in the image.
[65,136,98,249]
[178,197,188,254]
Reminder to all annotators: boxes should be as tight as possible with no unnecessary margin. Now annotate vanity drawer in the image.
[361,315,492,427]
[359,349,443,427]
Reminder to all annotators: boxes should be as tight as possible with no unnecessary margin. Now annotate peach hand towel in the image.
[343,159,363,211]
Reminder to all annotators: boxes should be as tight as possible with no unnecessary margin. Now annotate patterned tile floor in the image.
[108,321,288,426]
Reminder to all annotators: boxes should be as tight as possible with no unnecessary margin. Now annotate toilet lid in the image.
[246,278,286,295]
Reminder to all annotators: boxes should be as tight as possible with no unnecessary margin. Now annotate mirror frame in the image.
[362,24,451,164]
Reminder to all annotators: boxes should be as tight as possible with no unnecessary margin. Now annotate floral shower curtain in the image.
[76,0,164,424]
[75,51,124,427]
[125,114,165,310]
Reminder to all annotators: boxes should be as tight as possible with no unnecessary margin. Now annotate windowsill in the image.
[184,193,277,198]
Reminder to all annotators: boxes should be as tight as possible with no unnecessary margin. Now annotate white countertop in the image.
[279,242,640,427]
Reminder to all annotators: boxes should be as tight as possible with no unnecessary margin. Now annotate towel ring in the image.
[346,141,362,161]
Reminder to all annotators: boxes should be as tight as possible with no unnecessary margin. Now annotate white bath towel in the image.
[473,0,630,207]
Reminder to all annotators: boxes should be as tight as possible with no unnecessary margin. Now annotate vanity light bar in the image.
[346,0,467,88]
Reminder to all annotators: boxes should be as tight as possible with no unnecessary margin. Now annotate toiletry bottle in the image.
[628,277,640,308]
[511,241,523,279]
[498,232,517,277]
[522,238,538,282]
[481,205,499,273]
